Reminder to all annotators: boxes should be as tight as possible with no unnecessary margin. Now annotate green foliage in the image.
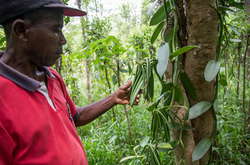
[149,2,170,26]
[129,27,156,60]
[188,101,212,120]
[169,45,199,61]
[130,59,155,105]
[192,138,212,161]
[79,105,153,164]
[85,18,112,43]
[204,60,221,82]
[130,65,144,105]
[151,22,164,44]
[0,29,6,50]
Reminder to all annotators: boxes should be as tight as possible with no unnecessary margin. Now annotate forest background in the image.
[0,0,249,164]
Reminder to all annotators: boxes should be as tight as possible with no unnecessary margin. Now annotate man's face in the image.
[25,9,66,67]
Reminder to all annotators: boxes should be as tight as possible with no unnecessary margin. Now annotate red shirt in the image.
[0,61,88,165]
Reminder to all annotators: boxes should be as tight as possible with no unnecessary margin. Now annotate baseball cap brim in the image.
[44,3,87,16]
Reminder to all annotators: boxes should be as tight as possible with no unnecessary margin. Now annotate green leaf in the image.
[192,138,212,161]
[170,45,199,61]
[130,65,144,105]
[219,74,227,86]
[230,38,241,42]
[229,2,244,9]
[164,28,174,43]
[157,143,172,152]
[140,136,150,147]
[120,156,143,163]
[149,5,165,26]
[151,22,165,44]
[149,145,161,165]
[204,60,220,82]
[120,69,128,73]
[188,101,212,120]
[180,72,197,99]
[156,43,170,77]
[64,16,70,25]
[149,2,170,26]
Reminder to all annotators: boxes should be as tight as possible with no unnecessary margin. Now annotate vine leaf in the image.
[157,43,170,77]
[157,143,172,152]
[120,156,142,163]
[149,2,170,26]
[188,101,212,120]
[170,45,199,61]
[130,65,143,105]
[151,22,165,44]
[204,60,220,82]
[192,138,212,161]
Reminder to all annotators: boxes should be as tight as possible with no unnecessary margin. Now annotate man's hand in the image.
[76,80,141,126]
[111,80,140,105]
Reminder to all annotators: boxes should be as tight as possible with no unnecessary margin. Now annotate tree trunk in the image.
[243,34,250,135]
[166,0,218,164]
[182,0,218,164]
[247,41,250,135]
[236,42,242,98]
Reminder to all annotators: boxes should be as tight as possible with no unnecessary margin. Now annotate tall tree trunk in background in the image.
[242,34,249,134]
[184,0,218,164]
[247,41,250,136]
[76,0,92,102]
[236,41,242,98]
[245,0,250,136]
[245,35,250,155]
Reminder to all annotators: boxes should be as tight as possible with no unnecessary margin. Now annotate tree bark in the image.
[247,41,250,135]
[184,0,218,164]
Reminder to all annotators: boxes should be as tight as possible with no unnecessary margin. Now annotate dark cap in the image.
[0,0,87,25]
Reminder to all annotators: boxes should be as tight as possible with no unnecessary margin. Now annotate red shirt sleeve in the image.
[48,68,79,122]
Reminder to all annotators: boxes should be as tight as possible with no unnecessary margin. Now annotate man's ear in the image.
[11,19,30,42]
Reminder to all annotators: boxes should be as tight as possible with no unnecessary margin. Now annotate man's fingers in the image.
[132,94,141,105]
[133,98,139,105]
[119,80,132,90]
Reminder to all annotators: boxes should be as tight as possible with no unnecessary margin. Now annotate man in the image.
[0,0,138,164]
